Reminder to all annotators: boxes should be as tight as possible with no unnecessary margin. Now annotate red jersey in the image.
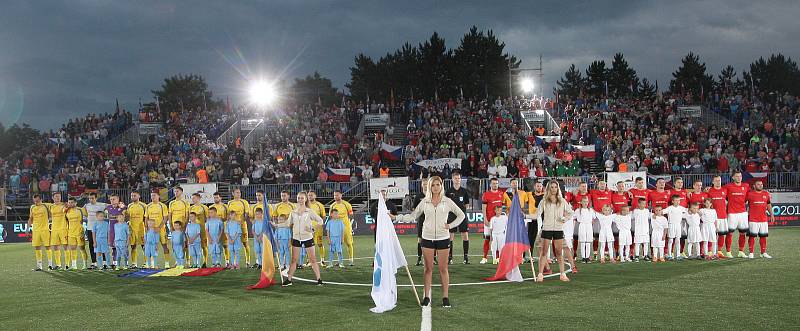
[571,190,591,210]
[649,190,671,210]
[688,191,709,207]
[610,190,630,213]
[482,190,507,222]
[725,182,750,214]
[629,188,650,207]
[590,189,612,212]
[670,189,689,207]
[706,187,728,219]
[746,190,771,222]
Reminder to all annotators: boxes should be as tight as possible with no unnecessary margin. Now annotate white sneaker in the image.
[761,253,772,259]
[164,262,170,269]
[748,253,754,259]
[479,258,487,264]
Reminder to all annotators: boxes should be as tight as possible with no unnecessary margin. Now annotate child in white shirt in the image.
[685,203,703,259]
[572,196,595,263]
[489,205,508,265]
[632,198,651,262]
[596,204,616,264]
[663,196,687,260]
[699,198,719,261]
[650,206,668,262]
[614,205,633,263]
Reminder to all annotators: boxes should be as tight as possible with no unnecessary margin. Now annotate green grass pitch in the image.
[1,228,799,330]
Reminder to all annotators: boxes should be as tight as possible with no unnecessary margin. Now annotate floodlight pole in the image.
[509,54,543,100]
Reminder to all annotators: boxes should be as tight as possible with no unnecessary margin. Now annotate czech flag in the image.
[647,175,673,189]
[248,200,278,289]
[743,171,768,185]
[484,193,530,282]
[571,144,595,159]
[380,143,403,161]
[326,168,351,182]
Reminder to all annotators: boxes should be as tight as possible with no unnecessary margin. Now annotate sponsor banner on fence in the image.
[415,158,462,171]
[138,123,162,135]
[178,183,217,204]
[351,211,487,236]
[369,177,410,200]
[0,221,33,243]
[770,192,800,226]
[607,172,647,191]
[364,114,389,127]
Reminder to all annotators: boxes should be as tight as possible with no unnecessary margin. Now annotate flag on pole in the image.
[203,92,208,112]
[484,193,530,282]
[115,98,121,113]
[370,194,408,313]
[247,200,278,289]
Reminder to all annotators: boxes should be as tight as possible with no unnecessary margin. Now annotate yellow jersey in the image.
[504,190,529,210]
[272,201,295,219]
[250,200,270,218]
[30,204,50,230]
[47,202,68,231]
[65,207,86,238]
[329,200,353,224]
[146,202,169,228]
[227,199,250,222]
[189,203,210,226]
[127,201,148,224]
[309,201,326,228]
[169,199,191,224]
[210,203,228,221]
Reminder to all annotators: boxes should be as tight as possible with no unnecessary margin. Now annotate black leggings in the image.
[527,220,539,249]
[86,230,97,263]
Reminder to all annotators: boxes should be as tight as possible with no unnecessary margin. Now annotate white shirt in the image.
[497,165,508,178]
[652,216,668,232]
[84,202,108,228]
[663,205,687,225]
[490,214,508,236]
[614,213,632,231]
[632,209,650,233]
[573,208,596,225]
[700,208,717,223]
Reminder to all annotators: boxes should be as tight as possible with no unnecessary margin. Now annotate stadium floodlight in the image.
[520,78,535,94]
[248,80,277,106]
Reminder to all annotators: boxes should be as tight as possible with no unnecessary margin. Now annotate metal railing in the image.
[240,119,265,151]
[216,120,241,147]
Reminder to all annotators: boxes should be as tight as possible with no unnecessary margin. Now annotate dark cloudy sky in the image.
[1,0,797,130]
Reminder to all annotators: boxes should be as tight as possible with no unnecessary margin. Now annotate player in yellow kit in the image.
[47,192,68,269]
[227,188,252,267]
[127,191,148,268]
[65,197,89,269]
[28,194,51,271]
[146,191,171,268]
[168,186,191,227]
[189,193,210,267]
[329,190,355,266]
[307,190,327,266]
[211,192,229,263]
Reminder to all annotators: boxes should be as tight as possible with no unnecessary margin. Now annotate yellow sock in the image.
[202,245,208,265]
[347,243,354,260]
[80,247,88,262]
[46,248,53,264]
[223,246,230,262]
[35,249,43,262]
[131,247,138,265]
[54,250,62,266]
[319,243,326,261]
[164,250,171,265]
[243,242,251,264]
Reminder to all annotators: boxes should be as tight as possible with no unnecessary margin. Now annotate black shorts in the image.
[291,239,314,248]
[420,239,450,250]
[449,220,469,233]
[540,230,564,241]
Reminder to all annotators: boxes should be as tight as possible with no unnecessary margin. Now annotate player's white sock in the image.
[634,245,640,257]
[643,245,649,257]
[608,243,615,261]
[599,242,607,260]
[712,242,718,255]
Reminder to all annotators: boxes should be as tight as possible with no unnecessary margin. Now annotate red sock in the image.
[707,242,712,252]
[613,241,619,255]
[738,233,747,251]
[759,237,767,253]
[717,235,725,249]
[725,233,733,251]
[680,240,685,254]
[573,239,579,251]
[747,236,756,253]
[483,240,490,258]
[593,240,598,253]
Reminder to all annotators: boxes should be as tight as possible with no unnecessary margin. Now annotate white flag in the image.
[370,194,408,313]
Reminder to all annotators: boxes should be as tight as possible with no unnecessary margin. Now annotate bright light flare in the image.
[249,80,277,106]
[520,78,535,93]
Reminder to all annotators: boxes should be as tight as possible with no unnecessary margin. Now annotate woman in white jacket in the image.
[392,176,465,308]
[532,181,573,282]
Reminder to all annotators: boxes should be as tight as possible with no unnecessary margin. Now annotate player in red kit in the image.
[649,178,671,210]
[671,178,690,258]
[610,181,631,213]
[481,178,508,264]
[590,181,611,260]
[706,176,730,258]
[745,181,773,259]
[725,171,751,258]
[628,177,650,208]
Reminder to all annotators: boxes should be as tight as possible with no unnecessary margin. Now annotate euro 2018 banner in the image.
[0,222,33,243]
[771,192,800,226]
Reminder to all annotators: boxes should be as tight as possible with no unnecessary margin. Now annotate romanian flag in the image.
[248,200,278,289]
[484,193,530,282]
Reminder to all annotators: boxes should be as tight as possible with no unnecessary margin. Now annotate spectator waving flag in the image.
[484,193,529,282]
[370,194,408,313]
[247,200,278,289]
[380,143,403,161]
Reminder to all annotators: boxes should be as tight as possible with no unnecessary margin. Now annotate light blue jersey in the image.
[113,222,130,265]
[205,218,224,265]
[326,218,345,265]
[170,230,186,266]
[226,221,243,265]
[186,222,203,267]
[93,220,110,254]
[144,230,159,259]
